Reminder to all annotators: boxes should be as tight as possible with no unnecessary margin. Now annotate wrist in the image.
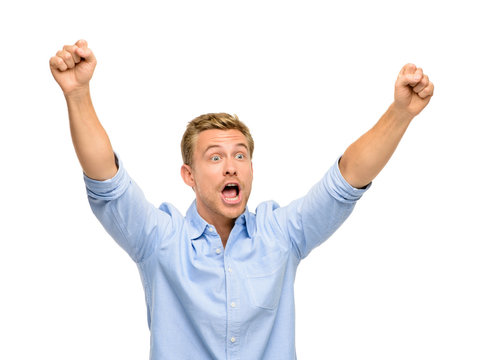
[389,102,416,122]
[64,85,91,101]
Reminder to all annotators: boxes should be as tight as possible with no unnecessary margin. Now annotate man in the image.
[50,39,434,359]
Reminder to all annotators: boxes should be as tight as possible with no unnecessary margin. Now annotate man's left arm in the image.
[339,63,435,189]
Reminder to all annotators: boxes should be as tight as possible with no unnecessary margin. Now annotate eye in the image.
[235,153,245,160]
[211,155,221,161]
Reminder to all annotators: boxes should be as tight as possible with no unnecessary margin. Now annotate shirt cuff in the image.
[83,151,130,200]
[324,154,372,203]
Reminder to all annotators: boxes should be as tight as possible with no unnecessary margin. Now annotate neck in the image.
[211,219,235,248]
[196,205,236,248]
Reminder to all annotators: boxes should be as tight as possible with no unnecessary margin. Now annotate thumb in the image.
[75,39,88,48]
[75,46,96,64]
[397,64,423,88]
[397,72,422,88]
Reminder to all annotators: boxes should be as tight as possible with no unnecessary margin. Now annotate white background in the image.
[1,0,480,359]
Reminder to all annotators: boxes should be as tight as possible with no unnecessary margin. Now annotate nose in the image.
[223,158,237,176]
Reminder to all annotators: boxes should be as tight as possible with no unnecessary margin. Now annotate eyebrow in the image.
[203,143,248,155]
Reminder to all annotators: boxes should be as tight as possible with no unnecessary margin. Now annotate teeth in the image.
[225,196,239,201]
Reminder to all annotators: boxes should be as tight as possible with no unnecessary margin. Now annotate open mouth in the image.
[221,183,241,203]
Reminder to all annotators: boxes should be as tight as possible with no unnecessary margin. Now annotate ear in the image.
[181,164,195,187]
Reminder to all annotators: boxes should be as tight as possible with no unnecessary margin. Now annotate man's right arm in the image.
[50,39,117,180]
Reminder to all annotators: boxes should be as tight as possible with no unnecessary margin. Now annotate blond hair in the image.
[181,113,254,166]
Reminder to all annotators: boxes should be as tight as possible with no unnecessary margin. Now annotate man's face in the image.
[181,129,253,225]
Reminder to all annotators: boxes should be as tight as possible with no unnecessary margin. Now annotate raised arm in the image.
[339,63,435,189]
[50,39,117,181]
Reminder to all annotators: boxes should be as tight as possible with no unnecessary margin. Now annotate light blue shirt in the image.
[83,152,371,360]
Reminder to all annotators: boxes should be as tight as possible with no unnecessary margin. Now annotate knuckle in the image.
[55,60,65,69]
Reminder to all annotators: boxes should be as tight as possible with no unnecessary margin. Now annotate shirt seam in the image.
[107,200,141,263]
[138,261,152,323]
[272,204,302,261]
[137,213,174,266]
[291,200,305,261]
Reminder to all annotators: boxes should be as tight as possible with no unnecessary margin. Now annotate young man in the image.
[50,40,434,359]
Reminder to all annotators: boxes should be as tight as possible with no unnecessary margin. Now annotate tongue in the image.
[222,188,237,198]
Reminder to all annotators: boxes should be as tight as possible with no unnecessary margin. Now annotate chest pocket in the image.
[245,249,288,310]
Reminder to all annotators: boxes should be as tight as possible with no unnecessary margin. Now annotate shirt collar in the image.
[186,200,255,240]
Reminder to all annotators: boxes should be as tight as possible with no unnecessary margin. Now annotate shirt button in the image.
[215,248,221,254]
[208,227,214,232]
[228,266,232,273]
[230,337,236,343]
[231,302,236,308]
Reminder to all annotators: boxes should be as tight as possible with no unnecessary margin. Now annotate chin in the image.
[221,204,245,219]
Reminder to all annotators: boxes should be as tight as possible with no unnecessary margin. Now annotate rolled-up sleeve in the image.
[274,155,372,260]
[83,151,172,263]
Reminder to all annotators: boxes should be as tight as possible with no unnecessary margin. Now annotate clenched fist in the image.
[393,63,434,118]
[49,39,97,96]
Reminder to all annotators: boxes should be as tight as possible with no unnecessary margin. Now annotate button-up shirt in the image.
[83,152,371,359]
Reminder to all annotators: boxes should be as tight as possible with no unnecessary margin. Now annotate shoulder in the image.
[251,200,287,237]
[159,201,183,217]
[254,199,281,214]
[157,202,186,227]
[249,200,293,255]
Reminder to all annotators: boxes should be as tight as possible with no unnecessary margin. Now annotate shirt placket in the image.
[226,257,242,359]
[224,228,242,360]
[208,224,242,360]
